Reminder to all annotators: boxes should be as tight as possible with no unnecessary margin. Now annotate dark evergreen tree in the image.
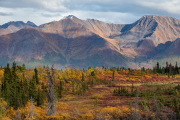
[2,63,11,94]
[10,79,21,109]
[21,64,26,71]
[116,67,118,71]
[36,87,43,106]
[12,61,18,81]
[169,63,172,74]
[29,76,37,100]
[141,67,145,72]
[82,73,85,82]
[57,81,63,98]
[112,71,115,81]
[165,62,169,73]
[34,68,39,84]
[157,62,160,70]
[41,82,46,105]
[23,73,28,93]
[91,71,95,76]
[175,62,179,74]
[21,88,26,107]
[4,80,11,101]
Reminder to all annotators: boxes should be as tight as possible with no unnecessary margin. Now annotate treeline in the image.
[153,62,179,77]
[0,62,95,111]
[1,62,47,109]
[0,62,69,111]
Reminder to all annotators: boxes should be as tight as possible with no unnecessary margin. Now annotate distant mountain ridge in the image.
[0,21,37,36]
[0,15,180,69]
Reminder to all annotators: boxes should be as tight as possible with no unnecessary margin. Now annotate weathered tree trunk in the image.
[30,96,36,119]
[46,65,56,116]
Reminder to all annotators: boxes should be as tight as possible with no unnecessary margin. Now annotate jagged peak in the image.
[0,21,38,29]
[63,15,76,19]
[26,21,37,27]
[27,21,33,24]
[0,21,25,29]
[140,15,180,21]
[141,15,157,20]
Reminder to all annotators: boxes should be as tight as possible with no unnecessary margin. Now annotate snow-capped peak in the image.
[63,15,75,19]
[142,15,156,19]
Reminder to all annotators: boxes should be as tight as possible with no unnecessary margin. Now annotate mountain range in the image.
[0,15,180,69]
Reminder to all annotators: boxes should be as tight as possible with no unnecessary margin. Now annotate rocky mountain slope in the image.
[0,15,180,69]
[0,21,37,36]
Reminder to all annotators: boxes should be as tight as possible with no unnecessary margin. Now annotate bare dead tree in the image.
[160,102,176,119]
[30,96,36,119]
[46,65,56,116]
[153,94,177,119]
[141,103,153,120]
[131,87,141,120]
[14,109,21,120]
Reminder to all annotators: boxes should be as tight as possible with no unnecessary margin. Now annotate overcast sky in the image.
[1,0,180,26]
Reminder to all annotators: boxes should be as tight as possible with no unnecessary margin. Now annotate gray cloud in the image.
[0,0,66,11]
[41,13,62,17]
[1,0,180,15]
[0,0,180,25]
[0,12,13,16]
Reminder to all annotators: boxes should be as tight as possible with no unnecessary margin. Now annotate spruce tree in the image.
[23,73,29,94]
[57,83,62,98]
[82,72,85,82]
[41,82,46,105]
[91,71,95,76]
[11,81,21,109]
[60,80,63,91]
[36,87,42,106]
[9,61,21,109]
[175,62,179,74]
[21,64,26,72]
[12,61,18,82]
[112,71,115,81]
[34,68,39,84]
[3,63,11,94]
[29,76,37,100]
[21,88,26,107]
[4,80,11,101]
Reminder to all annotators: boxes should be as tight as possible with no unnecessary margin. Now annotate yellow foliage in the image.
[60,113,71,119]
[91,94,103,100]
[2,100,7,107]
[144,75,151,78]
[56,102,69,111]
[41,116,64,120]
[63,94,75,101]
[63,68,84,80]
[80,112,94,120]
[99,106,132,119]
[0,70,4,82]
[105,67,112,74]
[5,107,16,119]
[24,70,34,81]
[95,67,105,75]
[86,67,94,75]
